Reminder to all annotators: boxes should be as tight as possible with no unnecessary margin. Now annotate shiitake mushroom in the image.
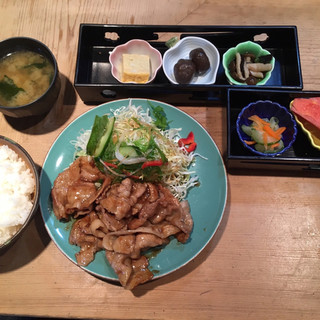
[174,59,196,84]
[173,48,211,84]
[190,48,210,75]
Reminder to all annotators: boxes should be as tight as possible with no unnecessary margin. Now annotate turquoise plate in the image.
[40,99,227,282]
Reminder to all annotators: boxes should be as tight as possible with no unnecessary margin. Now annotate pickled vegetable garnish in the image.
[241,115,286,153]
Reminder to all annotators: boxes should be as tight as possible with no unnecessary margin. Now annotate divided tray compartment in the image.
[227,88,320,175]
[74,24,303,105]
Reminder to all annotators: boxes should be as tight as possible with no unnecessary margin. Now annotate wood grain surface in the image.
[0,1,319,319]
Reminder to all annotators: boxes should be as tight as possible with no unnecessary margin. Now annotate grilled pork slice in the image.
[51,156,111,220]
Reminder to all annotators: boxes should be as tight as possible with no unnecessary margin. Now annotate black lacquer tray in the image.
[227,89,320,175]
[74,24,303,105]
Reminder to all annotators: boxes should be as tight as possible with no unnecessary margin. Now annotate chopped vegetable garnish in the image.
[149,102,171,130]
[178,131,197,153]
[241,114,286,153]
[244,140,256,145]
[103,161,118,168]
[141,159,163,169]
[86,115,115,157]
[23,58,48,69]
[165,36,179,48]
[72,101,201,200]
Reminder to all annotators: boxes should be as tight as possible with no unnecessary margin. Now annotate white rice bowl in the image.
[0,144,35,245]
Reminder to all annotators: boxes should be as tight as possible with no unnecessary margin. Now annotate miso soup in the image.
[0,50,54,107]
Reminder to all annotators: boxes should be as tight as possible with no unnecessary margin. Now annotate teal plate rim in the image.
[39,98,227,283]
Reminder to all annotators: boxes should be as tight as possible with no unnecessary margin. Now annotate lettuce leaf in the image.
[149,101,171,130]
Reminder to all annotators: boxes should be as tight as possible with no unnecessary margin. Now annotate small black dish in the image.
[227,88,320,175]
[0,37,61,118]
[74,24,302,105]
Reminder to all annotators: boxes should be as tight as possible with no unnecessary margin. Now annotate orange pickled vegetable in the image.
[242,114,286,152]
[248,115,270,126]
[270,142,280,150]
[274,126,286,136]
[263,124,282,140]
[244,140,256,145]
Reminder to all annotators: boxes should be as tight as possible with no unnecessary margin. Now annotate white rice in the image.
[0,145,35,245]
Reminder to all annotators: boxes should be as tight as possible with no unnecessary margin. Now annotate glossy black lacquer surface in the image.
[227,89,320,175]
[74,24,302,105]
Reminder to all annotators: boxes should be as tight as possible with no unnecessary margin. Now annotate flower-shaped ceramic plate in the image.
[162,36,220,85]
[109,39,162,84]
[222,41,275,86]
[289,100,320,151]
[237,100,297,156]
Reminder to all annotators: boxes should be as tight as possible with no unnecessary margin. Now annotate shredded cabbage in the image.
[71,100,200,200]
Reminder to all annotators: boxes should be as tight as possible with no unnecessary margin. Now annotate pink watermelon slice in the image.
[290,97,320,130]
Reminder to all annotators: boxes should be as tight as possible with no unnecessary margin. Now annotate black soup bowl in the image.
[0,37,61,118]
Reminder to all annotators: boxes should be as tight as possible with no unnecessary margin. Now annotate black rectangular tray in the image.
[74,24,303,105]
[227,89,320,175]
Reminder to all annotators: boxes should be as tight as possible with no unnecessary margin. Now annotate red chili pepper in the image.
[103,161,118,168]
[178,131,197,153]
[141,159,163,169]
[123,169,140,180]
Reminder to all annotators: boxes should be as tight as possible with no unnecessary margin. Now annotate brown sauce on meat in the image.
[51,156,194,290]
